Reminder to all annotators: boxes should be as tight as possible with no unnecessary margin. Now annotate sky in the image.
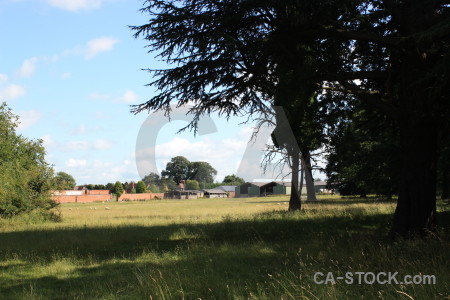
[0,0,290,185]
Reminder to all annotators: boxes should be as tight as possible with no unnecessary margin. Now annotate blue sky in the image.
[0,0,278,185]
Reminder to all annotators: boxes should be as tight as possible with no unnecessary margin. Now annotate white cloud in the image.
[136,136,249,182]
[41,134,58,149]
[64,158,139,183]
[155,136,247,161]
[85,37,119,59]
[63,138,112,151]
[115,90,139,103]
[94,139,113,150]
[65,140,90,151]
[93,160,113,168]
[46,0,103,12]
[66,158,87,168]
[0,84,26,101]
[61,72,72,79]
[70,124,86,135]
[0,74,8,82]
[63,37,119,60]
[17,110,42,130]
[17,57,38,78]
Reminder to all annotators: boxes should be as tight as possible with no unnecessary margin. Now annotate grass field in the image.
[1,196,449,299]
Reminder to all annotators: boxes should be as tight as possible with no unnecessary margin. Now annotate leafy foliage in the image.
[222,174,245,186]
[161,156,217,186]
[326,108,398,197]
[185,179,200,190]
[142,172,160,186]
[189,161,217,184]
[52,172,76,190]
[161,156,191,184]
[148,184,160,193]
[0,103,57,218]
[136,181,147,193]
[113,181,124,198]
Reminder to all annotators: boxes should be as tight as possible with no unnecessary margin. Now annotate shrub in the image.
[0,102,57,218]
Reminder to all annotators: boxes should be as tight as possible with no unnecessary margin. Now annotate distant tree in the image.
[142,172,160,186]
[85,184,94,190]
[222,174,245,186]
[189,162,217,184]
[149,184,160,193]
[105,182,115,193]
[53,172,76,190]
[160,177,177,191]
[161,156,217,188]
[203,182,222,189]
[94,184,106,190]
[136,181,147,193]
[185,180,200,190]
[114,181,124,199]
[161,156,191,184]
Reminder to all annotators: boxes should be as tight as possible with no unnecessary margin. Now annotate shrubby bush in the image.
[0,102,58,219]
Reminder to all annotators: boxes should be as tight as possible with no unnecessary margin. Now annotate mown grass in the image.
[0,196,449,299]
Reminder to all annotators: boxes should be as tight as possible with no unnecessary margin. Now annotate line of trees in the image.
[142,156,245,191]
[131,0,449,237]
[77,156,242,195]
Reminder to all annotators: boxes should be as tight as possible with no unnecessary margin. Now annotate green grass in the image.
[0,196,449,299]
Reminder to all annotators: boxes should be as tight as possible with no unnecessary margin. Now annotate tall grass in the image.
[0,196,449,299]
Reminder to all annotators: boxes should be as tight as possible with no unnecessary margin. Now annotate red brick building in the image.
[51,189,112,203]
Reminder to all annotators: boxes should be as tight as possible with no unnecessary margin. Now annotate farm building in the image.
[314,181,334,194]
[176,180,186,191]
[73,185,88,191]
[236,180,315,197]
[51,189,112,203]
[260,181,292,196]
[165,190,204,199]
[119,192,164,201]
[202,189,228,198]
[216,185,237,198]
[235,182,267,198]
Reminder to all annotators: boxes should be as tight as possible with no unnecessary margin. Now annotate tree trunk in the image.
[441,166,450,201]
[390,114,437,237]
[299,162,304,199]
[289,150,301,211]
[302,151,317,201]
[389,35,439,237]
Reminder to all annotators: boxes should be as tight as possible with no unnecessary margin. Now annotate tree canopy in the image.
[113,181,124,198]
[189,161,217,185]
[136,181,147,193]
[52,172,76,190]
[161,156,191,184]
[161,156,217,186]
[185,179,200,190]
[142,172,160,186]
[222,174,245,186]
[0,102,57,218]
